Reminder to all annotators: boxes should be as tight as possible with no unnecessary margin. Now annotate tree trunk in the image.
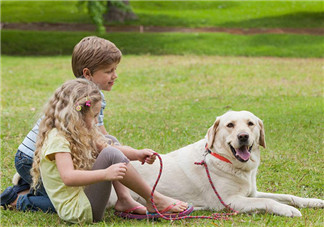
[104,0,137,22]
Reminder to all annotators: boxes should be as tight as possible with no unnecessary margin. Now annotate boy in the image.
[1,36,155,216]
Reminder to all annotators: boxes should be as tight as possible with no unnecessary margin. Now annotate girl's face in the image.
[84,101,101,129]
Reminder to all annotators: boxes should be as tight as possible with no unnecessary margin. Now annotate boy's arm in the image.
[98,125,156,164]
[98,125,108,135]
[55,152,126,186]
[112,145,156,164]
[112,145,138,160]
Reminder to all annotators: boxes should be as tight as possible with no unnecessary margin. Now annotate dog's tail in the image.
[12,172,21,185]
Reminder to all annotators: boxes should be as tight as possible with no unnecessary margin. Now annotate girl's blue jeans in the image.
[15,150,56,213]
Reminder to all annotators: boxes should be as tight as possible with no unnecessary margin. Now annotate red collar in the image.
[205,143,232,164]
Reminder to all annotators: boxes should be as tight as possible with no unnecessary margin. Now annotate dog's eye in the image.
[248,121,254,126]
[227,123,234,128]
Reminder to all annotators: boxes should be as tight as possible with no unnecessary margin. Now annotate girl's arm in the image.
[55,152,127,187]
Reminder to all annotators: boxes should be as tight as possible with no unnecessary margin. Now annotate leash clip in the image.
[204,149,209,157]
[194,143,209,166]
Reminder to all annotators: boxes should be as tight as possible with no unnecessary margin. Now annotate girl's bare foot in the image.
[145,192,188,213]
[115,198,146,214]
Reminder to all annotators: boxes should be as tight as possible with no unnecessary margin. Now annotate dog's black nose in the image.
[238,132,249,142]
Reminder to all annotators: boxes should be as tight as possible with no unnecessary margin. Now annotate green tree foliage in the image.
[78,0,135,34]
[78,1,106,33]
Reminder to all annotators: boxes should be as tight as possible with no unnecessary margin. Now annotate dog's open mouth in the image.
[229,143,253,162]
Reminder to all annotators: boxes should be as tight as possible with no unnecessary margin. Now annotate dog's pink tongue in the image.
[235,146,250,161]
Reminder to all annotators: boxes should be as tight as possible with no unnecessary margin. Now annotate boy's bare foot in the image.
[115,198,146,214]
[9,189,29,208]
[145,193,188,213]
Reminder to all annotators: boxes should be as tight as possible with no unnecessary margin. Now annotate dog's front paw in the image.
[271,204,302,217]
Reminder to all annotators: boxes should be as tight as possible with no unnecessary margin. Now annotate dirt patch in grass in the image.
[2,22,324,35]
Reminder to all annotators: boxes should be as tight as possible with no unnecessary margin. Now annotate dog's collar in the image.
[205,143,232,164]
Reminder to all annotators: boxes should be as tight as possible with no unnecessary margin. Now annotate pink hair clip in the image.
[85,96,91,107]
[75,97,91,111]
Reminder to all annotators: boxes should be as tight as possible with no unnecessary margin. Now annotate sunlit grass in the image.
[2,1,323,28]
[1,55,323,226]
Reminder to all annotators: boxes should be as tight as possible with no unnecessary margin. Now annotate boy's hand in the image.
[104,163,127,181]
[137,149,156,165]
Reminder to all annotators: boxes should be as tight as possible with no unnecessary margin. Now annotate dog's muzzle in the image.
[229,143,253,162]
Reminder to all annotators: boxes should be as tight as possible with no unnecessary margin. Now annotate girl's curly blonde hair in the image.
[31,79,107,189]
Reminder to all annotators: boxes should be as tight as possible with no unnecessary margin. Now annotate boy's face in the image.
[84,63,118,91]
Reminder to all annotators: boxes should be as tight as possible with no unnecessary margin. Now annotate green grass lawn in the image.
[2,1,324,28]
[1,55,323,226]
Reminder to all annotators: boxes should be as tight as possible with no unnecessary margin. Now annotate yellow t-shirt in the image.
[40,128,93,223]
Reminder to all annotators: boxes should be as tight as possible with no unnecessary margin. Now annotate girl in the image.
[30,79,192,223]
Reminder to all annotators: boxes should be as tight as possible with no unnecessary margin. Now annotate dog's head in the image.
[206,111,265,164]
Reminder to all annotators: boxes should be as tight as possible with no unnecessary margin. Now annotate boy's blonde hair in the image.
[31,79,107,189]
[71,36,122,77]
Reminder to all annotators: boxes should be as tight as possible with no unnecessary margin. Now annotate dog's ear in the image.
[258,119,266,148]
[207,117,220,149]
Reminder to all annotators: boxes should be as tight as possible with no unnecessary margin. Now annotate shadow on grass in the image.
[132,1,238,11]
[2,30,324,57]
[115,32,324,58]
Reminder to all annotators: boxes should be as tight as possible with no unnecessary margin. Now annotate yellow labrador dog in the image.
[109,111,323,216]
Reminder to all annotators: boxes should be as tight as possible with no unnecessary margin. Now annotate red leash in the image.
[149,152,238,221]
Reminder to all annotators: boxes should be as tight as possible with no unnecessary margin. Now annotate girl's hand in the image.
[104,163,127,181]
[137,149,156,165]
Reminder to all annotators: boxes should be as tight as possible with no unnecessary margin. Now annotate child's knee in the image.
[100,147,129,165]
[105,135,120,146]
